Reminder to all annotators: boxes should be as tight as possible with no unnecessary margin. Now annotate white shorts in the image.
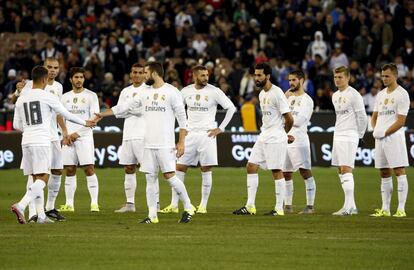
[283,145,311,172]
[140,148,176,174]
[177,132,218,166]
[50,140,63,170]
[119,139,144,165]
[375,134,409,169]
[21,145,51,175]
[248,141,287,170]
[331,140,358,168]
[62,138,95,166]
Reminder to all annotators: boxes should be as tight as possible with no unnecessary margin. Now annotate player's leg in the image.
[394,167,408,217]
[78,138,99,211]
[83,165,99,212]
[26,175,37,221]
[116,140,137,212]
[139,148,160,223]
[298,168,316,214]
[196,166,212,213]
[60,144,78,211]
[283,172,294,213]
[160,164,187,214]
[371,167,393,217]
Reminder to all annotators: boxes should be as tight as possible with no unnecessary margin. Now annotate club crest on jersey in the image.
[391,98,394,104]
[50,90,55,95]
[205,96,209,102]
[133,93,137,97]
[153,93,158,100]
[196,94,201,101]
[161,95,166,101]
[73,97,78,103]
[291,100,295,106]
[384,98,389,105]
[81,98,86,104]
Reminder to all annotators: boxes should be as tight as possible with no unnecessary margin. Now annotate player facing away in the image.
[96,62,195,223]
[331,66,367,216]
[13,58,67,222]
[370,63,410,218]
[59,67,101,212]
[11,66,96,224]
[233,63,294,216]
[160,65,236,214]
[283,70,317,214]
[114,63,160,213]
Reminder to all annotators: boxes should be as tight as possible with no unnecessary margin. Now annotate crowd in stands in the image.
[0,0,413,112]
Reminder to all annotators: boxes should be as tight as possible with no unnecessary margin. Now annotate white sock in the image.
[155,177,160,211]
[246,174,259,208]
[397,175,408,211]
[45,174,62,211]
[341,173,356,210]
[338,174,345,209]
[284,180,294,206]
[86,174,99,205]
[275,178,286,211]
[145,174,158,219]
[167,175,192,210]
[26,175,36,218]
[35,184,46,219]
[124,173,136,204]
[171,171,185,208]
[381,177,393,212]
[64,175,77,207]
[200,171,212,208]
[304,177,316,206]
[18,180,46,216]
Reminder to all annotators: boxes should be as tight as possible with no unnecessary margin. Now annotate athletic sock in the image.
[397,175,408,212]
[124,173,137,204]
[145,174,158,219]
[86,174,99,205]
[45,174,62,211]
[64,175,77,207]
[26,175,36,218]
[284,179,294,206]
[246,174,259,208]
[275,178,286,211]
[167,175,192,211]
[171,171,185,208]
[200,171,212,208]
[341,173,356,210]
[381,177,393,212]
[304,177,316,206]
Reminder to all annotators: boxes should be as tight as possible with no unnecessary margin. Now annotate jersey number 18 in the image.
[23,101,43,125]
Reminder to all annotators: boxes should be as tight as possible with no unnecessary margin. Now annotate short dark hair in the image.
[44,57,58,65]
[145,62,164,77]
[381,63,398,76]
[192,65,208,74]
[289,70,305,80]
[254,62,272,75]
[31,66,48,83]
[69,67,85,78]
[132,63,144,69]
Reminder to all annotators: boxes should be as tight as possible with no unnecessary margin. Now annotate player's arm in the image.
[12,103,23,131]
[11,81,28,104]
[172,90,188,158]
[384,114,407,137]
[371,111,378,129]
[293,99,313,128]
[97,95,142,119]
[209,89,237,137]
[353,94,368,139]
[283,112,294,133]
[278,90,293,133]
[47,95,94,127]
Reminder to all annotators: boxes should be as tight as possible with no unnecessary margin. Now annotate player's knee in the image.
[283,172,293,180]
[124,165,136,174]
[200,166,211,172]
[176,164,188,173]
[380,169,392,178]
[299,169,312,179]
[84,165,95,176]
[246,163,258,174]
[51,169,63,176]
[65,166,76,176]
[393,167,405,177]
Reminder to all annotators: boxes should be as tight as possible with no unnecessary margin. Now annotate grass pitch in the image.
[0,167,413,270]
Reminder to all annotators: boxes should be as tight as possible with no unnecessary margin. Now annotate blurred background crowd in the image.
[0,0,413,112]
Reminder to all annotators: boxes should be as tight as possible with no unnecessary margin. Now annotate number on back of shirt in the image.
[23,101,43,125]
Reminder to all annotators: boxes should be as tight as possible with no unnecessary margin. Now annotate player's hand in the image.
[288,135,295,144]
[16,80,26,92]
[62,136,71,146]
[373,129,385,139]
[68,133,80,144]
[176,141,185,158]
[208,128,222,138]
[358,138,364,147]
[94,113,103,121]
[85,119,97,128]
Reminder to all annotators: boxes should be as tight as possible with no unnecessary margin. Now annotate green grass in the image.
[0,167,413,270]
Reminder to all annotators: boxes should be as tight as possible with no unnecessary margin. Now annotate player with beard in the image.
[233,63,293,216]
[96,62,195,223]
[160,65,236,214]
[282,70,316,214]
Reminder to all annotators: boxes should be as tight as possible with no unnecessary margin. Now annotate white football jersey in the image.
[181,83,234,131]
[373,85,410,137]
[112,83,187,149]
[117,84,147,141]
[332,86,365,143]
[21,80,63,141]
[61,88,99,139]
[287,93,314,147]
[258,84,290,143]
[14,89,86,146]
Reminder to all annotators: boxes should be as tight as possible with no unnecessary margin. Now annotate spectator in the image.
[329,43,349,70]
[363,78,381,113]
[306,31,330,63]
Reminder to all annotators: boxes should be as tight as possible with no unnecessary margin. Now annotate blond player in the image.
[59,67,100,212]
[13,58,67,222]
[11,66,95,224]
[97,62,195,224]
[283,70,317,214]
[233,63,293,216]
[160,65,236,214]
[114,63,159,213]
[331,66,367,216]
[370,63,410,218]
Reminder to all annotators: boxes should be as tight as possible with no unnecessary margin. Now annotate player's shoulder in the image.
[62,90,73,98]
[303,92,314,103]
[395,85,409,98]
[83,88,99,98]
[181,84,194,93]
